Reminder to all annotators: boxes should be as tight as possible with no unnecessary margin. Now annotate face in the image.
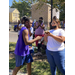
[25,21,30,28]
[39,19,42,21]
[29,21,33,27]
[51,20,58,29]
[39,19,43,24]
[21,19,25,24]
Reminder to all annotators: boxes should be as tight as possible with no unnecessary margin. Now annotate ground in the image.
[9,30,63,75]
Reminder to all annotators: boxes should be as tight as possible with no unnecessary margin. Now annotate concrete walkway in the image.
[9,69,27,75]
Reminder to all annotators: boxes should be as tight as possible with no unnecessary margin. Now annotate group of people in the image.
[12,16,65,75]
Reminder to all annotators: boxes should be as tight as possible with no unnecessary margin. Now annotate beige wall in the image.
[31,3,51,28]
[9,13,13,22]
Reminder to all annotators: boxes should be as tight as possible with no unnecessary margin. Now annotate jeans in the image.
[46,49,65,75]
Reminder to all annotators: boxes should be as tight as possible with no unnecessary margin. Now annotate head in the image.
[25,18,30,28]
[29,19,33,27]
[18,20,20,25]
[39,17,43,24]
[51,18,60,29]
[39,17,43,21]
[21,17,26,24]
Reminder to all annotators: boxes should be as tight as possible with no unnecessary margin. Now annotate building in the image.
[9,8,20,23]
[31,2,60,28]
[53,8,60,19]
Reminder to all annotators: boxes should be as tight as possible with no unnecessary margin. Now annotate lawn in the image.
[9,42,16,52]
[9,42,63,75]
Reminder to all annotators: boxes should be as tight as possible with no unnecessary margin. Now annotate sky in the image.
[9,0,19,6]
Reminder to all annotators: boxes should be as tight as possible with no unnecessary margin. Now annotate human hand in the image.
[38,22,41,26]
[45,31,52,36]
[45,30,50,34]
[36,36,42,40]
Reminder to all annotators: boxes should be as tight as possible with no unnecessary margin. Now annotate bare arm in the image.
[17,20,21,30]
[17,25,21,30]
[34,23,39,29]
[40,24,45,29]
[44,34,48,42]
[47,32,65,43]
[23,29,42,45]
[51,35,65,42]
[28,28,32,36]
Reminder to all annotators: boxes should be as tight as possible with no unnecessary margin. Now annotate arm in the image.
[23,29,42,45]
[47,32,65,43]
[28,28,32,36]
[34,23,39,29]
[17,20,21,30]
[40,24,45,29]
[17,25,21,30]
[51,35,65,42]
[44,34,48,42]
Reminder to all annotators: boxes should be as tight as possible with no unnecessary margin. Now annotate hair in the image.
[53,16,57,20]
[20,17,26,24]
[22,17,26,21]
[39,17,43,20]
[53,16,60,28]
[25,18,30,23]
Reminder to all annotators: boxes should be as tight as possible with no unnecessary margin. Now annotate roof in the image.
[9,8,20,13]
[31,2,51,7]
[9,8,16,13]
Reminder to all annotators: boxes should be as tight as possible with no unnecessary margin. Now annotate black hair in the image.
[39,17,43,20]
[53,16,57,20]
[22,17,26,21]
[25,18,30,23]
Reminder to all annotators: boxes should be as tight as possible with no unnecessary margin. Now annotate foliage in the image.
[10,0,31,18]
[29,0,65,21]
[9,42,16,52]
[10,0,65,20]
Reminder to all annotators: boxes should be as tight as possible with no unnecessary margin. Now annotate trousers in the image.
[46,48,65,75]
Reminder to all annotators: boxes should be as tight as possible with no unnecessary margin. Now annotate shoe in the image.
[34,52,42,56]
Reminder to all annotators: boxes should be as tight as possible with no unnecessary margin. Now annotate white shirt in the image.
[29,27,33,40]
[47,29,65,51]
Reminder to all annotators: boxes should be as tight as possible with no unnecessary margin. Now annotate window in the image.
[13,13,17,17]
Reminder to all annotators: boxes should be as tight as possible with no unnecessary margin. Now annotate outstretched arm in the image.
[23,29,42,45]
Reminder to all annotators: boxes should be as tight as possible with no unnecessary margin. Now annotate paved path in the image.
[9,69,27,75]
[9,30,18,42]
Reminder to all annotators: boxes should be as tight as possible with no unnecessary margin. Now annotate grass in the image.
[9,57,51,75]
[9,42,63,75]
[9,58,63,75]
[9,42,16,52]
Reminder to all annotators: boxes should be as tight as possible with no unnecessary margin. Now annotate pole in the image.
[51,0,53,23]
[50,0,53,29]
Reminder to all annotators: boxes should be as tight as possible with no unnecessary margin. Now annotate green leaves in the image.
[10,0,31,18]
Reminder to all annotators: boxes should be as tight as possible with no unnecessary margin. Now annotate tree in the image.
[10,0,65,20]
[10,0,31,18]
[29,0,65,21]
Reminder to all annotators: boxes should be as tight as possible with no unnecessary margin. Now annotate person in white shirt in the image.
[44,18,65,75]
